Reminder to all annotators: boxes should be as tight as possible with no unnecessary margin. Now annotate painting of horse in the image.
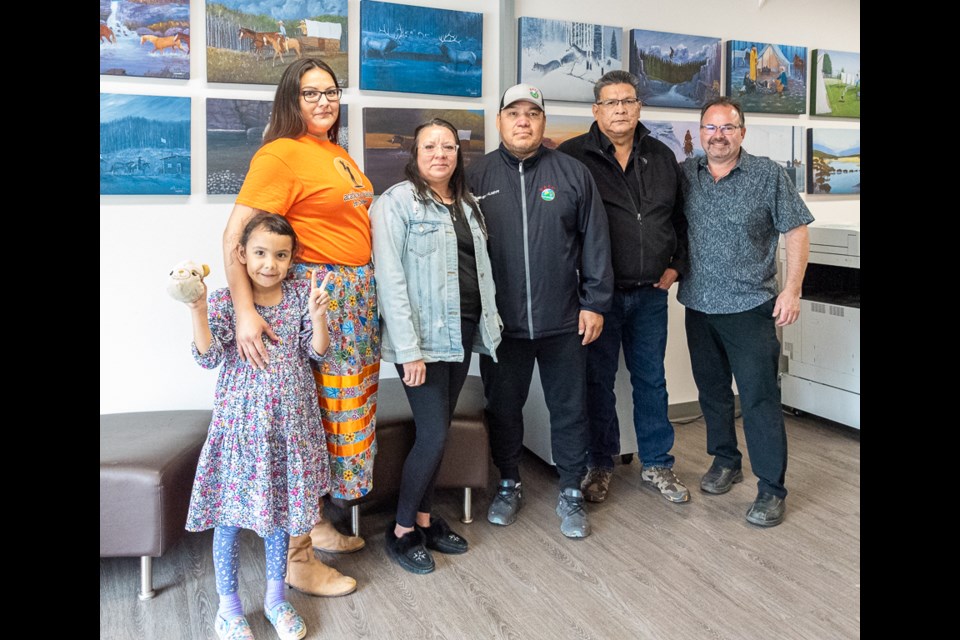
[100,1,189,78]
[360,1,483,97]
[207,0,348,85]
[518,18,622,104]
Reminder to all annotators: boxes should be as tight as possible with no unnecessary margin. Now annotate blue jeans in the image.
[586,287,675,470]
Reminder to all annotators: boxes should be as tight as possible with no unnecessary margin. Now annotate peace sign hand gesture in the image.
[309,271,334,327]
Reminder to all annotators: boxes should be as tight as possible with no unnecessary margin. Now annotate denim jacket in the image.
[371,180,501,364]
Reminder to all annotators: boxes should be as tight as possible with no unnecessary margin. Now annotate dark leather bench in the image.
[100,410,211,600]
[332,376,490,535]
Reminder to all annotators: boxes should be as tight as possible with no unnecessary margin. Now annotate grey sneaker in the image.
[640,466,691,503]
[580,467,613,503]
[487,479,523,526]
[556,488,591,538]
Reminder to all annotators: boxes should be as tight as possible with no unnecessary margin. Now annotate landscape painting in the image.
[811,49,860,118]
[100,94,191,195]
[518,18,622,104]
[207,99,349,195]
[645,120,805,191]
[100,0,190,78]
[628,29,720,109]
[541,115,593,149]
[206,0,348,86]
[360,1,482,97]
[807,128,860,195]
[362,108,485,193]
[726,40,807,114]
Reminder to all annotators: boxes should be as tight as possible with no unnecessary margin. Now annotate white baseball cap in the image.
[499,83,545,112]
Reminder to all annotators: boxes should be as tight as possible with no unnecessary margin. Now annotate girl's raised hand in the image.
[309,271,334,320]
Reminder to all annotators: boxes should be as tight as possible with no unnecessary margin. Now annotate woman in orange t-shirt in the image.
[223,58,377,598]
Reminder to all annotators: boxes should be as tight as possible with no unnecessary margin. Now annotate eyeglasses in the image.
[700,124,742,135]
[596,98,640,109]
[420,143,459,156]
[301,88,342,103]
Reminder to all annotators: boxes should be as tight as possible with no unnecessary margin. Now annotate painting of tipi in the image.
[726,40,806,114]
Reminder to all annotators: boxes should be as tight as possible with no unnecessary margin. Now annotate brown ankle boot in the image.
[309,510,366,553]
[285,533,357,597]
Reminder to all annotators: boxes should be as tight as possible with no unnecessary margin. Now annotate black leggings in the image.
[394,322,477,528]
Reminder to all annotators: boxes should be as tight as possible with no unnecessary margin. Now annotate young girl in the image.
[182,213,334,640]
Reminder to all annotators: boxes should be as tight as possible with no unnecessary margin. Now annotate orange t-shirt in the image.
[237,136,375,266]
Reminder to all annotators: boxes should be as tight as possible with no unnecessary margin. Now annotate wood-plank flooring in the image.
[100,412,860,640]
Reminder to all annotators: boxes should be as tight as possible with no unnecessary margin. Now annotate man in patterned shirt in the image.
[679,96,813,527]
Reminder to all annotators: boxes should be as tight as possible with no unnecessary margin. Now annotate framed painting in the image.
[360,1,482,97]
[100,0,190,78]
[362,107,485,193]
[628,29,720,109]
[206,0,348,86]
[518,17,623,103]
[807,128,860,195]
[811,50,860,118]
[207,98,350,195]
[100,93,191,195]
[726,40,807,114]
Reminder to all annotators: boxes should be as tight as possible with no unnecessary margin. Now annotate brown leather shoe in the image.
[285,534,357,597]
[309,512,366,553]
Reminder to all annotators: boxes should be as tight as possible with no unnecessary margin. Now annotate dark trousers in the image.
[586,287,675,470]
[394,322,476,528]
[479,332,588,490]
[684,299,788,498]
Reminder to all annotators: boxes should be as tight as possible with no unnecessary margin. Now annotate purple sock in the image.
[218,593,244,620]
[264,579,286,612]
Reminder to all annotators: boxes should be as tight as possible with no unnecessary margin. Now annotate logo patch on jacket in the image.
[540,186,556,202]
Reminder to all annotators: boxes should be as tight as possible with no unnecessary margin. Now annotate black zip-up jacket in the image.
[558,121,688,289]
[467,144,613,340]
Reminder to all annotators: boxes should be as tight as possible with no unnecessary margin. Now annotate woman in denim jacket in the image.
[371,118,501,574]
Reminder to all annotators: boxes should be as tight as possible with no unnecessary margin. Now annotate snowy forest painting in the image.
[518,18,622,104]
[363,107,485,193]
[206,98,349,195]
[206,0,348,86]
[360,1,482,97]
[628,29,720,109]
[100,94,191,195]
[807,129,860,195]
[726,40,807,114]
[811,50,859,118]
[100,0,190,78]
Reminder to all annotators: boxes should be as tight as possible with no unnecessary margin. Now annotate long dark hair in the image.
[263,58,341,144]
[403,118,485,234]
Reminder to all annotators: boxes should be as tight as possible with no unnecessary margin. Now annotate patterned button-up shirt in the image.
[678,150,814,314]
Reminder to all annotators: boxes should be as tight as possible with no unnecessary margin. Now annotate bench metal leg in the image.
[461,488,473,524]
[350,504,360,537]
[138,556,156,600]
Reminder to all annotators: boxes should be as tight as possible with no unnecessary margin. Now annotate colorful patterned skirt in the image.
[292,262,379,499]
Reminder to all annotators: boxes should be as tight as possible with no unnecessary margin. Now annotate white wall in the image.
[100,0,860,414]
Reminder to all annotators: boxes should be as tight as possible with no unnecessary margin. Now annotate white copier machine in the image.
[780,224,860,429]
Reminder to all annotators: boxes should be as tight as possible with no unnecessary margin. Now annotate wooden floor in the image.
[100,413,860,640]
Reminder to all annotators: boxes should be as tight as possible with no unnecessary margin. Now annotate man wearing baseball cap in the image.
[467,84,613,539]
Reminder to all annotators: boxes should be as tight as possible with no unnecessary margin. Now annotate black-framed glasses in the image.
[700,124,742,135]
[301,88,342,103]
[596,98,640,108]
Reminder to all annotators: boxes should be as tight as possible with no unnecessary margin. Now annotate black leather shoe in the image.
[746,492,785,527]
[385,524,435,574]
[417,516,468,554]
[700,460,743,494]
